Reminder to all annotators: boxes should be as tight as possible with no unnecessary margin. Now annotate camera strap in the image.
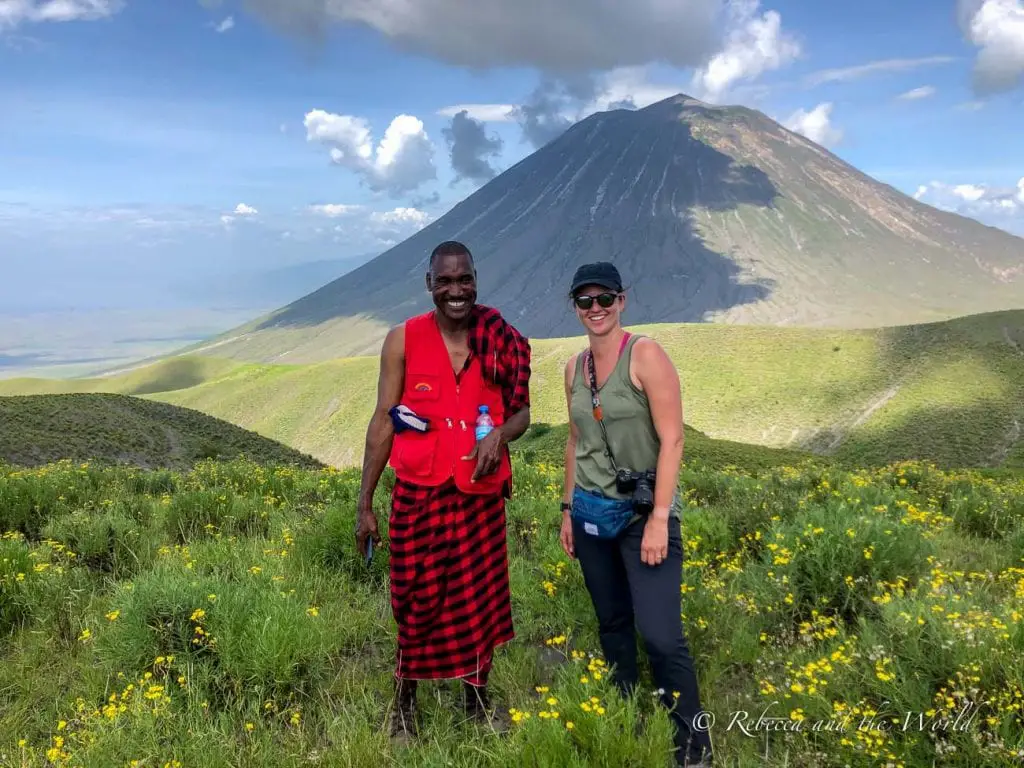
[583,332,631,472]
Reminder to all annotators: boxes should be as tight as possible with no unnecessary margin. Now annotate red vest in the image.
[388,311,512,494]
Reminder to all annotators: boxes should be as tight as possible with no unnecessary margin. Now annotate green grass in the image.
[0,393,324,470]
[2,310,1022,470]
[1,454,1022,767]
[515,422,817,474]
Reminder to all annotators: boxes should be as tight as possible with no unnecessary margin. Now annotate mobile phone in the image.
[356,516,374,566]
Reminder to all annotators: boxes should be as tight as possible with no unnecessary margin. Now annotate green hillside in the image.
[0,393,324,470]
[2,310,1022,470]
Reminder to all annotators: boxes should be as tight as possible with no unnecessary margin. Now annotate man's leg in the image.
[388,480,428,743]
[571,518,640,697]
[461,651,512,731]
[390,675,418,742]
[620,519,713,766]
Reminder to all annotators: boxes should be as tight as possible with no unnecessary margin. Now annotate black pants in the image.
[572,515,712,765]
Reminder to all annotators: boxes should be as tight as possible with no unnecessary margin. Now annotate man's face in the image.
[427,252,477,322]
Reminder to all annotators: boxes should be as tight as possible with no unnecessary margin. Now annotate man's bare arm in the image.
[497,406,531,444]
[356,325,404,553]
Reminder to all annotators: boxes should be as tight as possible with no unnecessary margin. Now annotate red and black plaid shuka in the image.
[389,305,531,685]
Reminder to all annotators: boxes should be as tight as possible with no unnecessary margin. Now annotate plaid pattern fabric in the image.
[468,304,531,414]
[389,477,514,684]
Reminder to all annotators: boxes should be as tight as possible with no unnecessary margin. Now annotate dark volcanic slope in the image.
[193,95,1024,363]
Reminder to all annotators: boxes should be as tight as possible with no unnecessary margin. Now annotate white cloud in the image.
[304,109,436,197]
[690,0,801,103]
[959,0,1024,94]
[309,203,363,217]
[914,177,1024,234]
[214,15,234,32]
[803,56,957,87]
[436,104,516,122]
[370,207,432,228]
[783,102,843,147]
[365,206,433,246]
[953,184,987,202]
[508,67,695,149]
[233,0,722,73]
[897,85,937,100]
[0,0,122,28]
[580,66,687,115]
[219,203,257,226]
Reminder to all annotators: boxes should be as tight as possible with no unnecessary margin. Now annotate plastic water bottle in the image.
[475,405,494,441]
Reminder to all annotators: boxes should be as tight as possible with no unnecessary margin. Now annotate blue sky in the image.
[1,0,1023,370]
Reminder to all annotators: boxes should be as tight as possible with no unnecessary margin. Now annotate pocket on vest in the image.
[391,430,438,478]
[406,372,440,402]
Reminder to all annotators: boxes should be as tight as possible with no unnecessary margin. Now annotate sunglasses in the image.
[573,292,619,310]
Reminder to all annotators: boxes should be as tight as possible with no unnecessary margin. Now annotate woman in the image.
[560,261,713,768]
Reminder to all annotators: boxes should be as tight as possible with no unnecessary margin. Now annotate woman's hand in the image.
[560,510,575,559]
[640,514,669,566]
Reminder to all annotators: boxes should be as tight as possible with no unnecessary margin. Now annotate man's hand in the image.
[640,513,669,567]
[355,504,381,558]
[462,428,505,481]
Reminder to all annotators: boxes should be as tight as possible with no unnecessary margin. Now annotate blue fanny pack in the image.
[570,486,635,539]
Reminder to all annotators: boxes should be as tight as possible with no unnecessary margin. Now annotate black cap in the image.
[570,262,623,295]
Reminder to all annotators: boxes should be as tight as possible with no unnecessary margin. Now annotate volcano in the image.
[191,94,1024,363]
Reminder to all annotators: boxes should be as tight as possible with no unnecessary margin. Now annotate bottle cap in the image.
[479,405,489,412]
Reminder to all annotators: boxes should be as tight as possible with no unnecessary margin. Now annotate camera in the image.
[615,468,657,516]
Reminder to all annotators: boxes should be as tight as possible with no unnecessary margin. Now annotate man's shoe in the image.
[389,680,418,746]
[389,704,418,745]
[464,684,511,734]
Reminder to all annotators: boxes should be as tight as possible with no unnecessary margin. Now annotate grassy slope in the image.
[2,310,1021,469]
[0,356,242,397]
[0,393,324,470]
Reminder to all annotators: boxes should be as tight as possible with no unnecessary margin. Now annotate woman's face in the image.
[573,283,624,335]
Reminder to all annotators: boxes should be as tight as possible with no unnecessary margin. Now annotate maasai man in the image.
[355,240,532,742]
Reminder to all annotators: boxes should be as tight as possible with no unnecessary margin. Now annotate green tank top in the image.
[570,334,679,517]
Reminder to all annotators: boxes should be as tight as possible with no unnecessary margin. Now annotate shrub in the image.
[42,509,158,578]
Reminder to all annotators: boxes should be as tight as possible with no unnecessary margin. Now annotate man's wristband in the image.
[560,501,571,512]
